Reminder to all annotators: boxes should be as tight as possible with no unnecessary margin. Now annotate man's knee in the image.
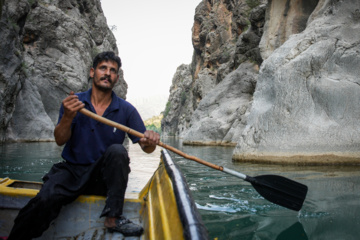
[104,144,129,164]
[106,144,128,156]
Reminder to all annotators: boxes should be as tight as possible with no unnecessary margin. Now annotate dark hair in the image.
[92,51,121,70]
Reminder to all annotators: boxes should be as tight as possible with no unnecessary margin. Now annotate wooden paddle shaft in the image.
[79,108,224,171]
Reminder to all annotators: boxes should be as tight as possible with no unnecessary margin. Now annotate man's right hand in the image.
[54,91,84,146]
[62,91,85,120]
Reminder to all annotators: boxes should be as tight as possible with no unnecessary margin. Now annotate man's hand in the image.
[139,130,160,154]
[62,91,85,120]
[54,91,84,146]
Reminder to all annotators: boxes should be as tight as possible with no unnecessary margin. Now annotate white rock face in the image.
[233,0,360,163]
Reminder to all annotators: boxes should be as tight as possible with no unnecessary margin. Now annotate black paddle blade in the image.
[245,175,308,211]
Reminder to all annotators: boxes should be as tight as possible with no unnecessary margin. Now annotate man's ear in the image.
[89,68,94,78]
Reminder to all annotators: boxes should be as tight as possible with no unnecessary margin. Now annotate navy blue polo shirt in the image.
[57,88,146,165]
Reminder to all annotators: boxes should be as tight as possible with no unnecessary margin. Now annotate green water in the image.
[164,138,360,240]
[0,142,63,181]
[1,141,360,239]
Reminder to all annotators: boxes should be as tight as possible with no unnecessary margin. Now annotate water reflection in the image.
[276,222,308,240]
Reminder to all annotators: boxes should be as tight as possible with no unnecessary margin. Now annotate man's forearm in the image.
[54,116,73,146]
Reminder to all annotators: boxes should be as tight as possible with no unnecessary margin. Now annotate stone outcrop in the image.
[162,64,194,136]
[0,0,125,142]
[164,0,360,164]
[233,0,360,164]
[181,1,267,145]
[182,62,258,146]
[162,0,265,137]
[259,0,319,60]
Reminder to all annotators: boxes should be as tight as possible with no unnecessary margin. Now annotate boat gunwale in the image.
[160,149,208,240]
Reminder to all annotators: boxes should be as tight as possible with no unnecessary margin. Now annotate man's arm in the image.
[54,91,84,146]
[138,130,160,154]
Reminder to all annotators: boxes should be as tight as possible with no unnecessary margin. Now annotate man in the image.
[8,51,160,239]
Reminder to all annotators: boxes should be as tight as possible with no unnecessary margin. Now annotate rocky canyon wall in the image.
[163,0,360,164]
[0,0,125,142]
[233,0,360,164]
[162,0,266,138]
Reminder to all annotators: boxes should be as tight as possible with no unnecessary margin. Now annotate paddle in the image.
[79,108,308,211]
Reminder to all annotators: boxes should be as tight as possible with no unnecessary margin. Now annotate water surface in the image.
[164,138,360,240]
[1,140,360,239]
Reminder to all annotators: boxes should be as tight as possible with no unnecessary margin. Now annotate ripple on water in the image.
[298,210,331,218]
[195,192,280,214]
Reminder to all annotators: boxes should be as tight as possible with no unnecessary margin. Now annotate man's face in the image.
[90,60,119,92]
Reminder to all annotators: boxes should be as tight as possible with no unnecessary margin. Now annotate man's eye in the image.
[110,69,117,74]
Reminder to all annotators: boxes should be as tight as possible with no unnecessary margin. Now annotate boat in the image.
[0,149,208,240]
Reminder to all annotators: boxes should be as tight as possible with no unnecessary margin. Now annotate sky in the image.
[100,0,202,102]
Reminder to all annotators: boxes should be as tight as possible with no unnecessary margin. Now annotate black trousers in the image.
[8,144,131,240]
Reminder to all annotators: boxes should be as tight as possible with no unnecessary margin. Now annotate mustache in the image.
[100,76,112,83]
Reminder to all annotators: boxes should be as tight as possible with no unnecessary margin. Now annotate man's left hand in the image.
[139,130,160,153]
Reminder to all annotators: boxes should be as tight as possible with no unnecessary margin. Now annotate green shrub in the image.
[146,123,161,134]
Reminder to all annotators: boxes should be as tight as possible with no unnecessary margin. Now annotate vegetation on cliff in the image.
[144,114,163,134]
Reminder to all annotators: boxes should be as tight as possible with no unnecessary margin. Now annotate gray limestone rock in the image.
[162,64,194,137]
[182,62,257,146]
[0,0,125,142]
[162,0,264,138]
[233,0,360,164]
[164,0,360,164]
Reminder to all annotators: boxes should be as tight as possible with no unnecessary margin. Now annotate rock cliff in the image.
[0,0,125,142]
[233,0,360,164]
[163,0,360,164]
[162,0,266,137]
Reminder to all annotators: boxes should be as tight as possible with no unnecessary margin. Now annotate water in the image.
[0,141,161,194]
[1,140,360,239]
[163,138,360,240]
[0,142,63,181]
